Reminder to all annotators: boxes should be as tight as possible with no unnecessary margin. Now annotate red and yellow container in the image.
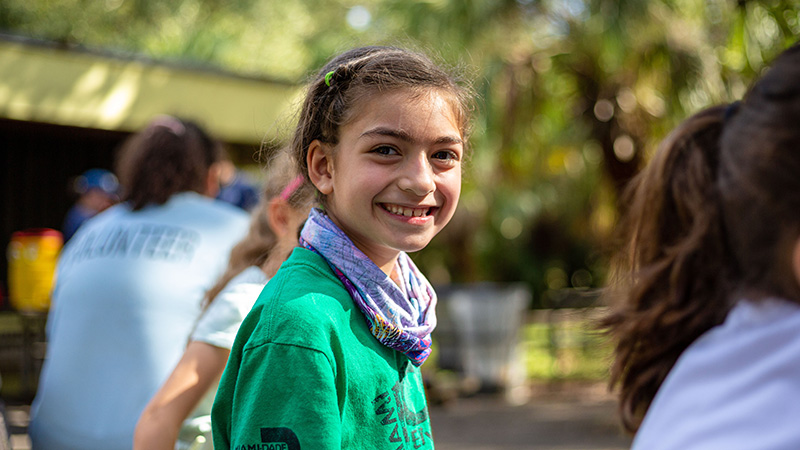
[7,228,63,312]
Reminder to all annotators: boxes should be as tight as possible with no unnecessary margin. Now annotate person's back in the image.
[631,298,800,449]
[28,116,250,450]
[604,44,800,449]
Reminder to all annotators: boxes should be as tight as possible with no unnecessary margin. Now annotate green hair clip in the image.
[324,70,336,87]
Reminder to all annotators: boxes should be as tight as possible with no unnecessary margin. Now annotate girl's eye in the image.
[432,150,460,163]
[372,145,399,156]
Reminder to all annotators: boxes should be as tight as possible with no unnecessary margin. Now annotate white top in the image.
[186,265,267,419]
[191,265,267,349]
[632,298,800,450]
[29,192,250,450]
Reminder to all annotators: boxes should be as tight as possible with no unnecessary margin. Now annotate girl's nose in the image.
[398,154,435,196]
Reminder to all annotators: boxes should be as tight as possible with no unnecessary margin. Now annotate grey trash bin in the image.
[434,283,531,400]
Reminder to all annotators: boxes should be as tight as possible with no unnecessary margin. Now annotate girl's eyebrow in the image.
[360,127,463,146]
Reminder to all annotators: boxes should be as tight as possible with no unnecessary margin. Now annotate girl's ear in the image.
[267,197,292,238]
[307,140,334,195]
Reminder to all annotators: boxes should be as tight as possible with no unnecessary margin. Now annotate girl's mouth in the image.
[381,203,433,218]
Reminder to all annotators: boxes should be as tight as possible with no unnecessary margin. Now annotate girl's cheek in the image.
[445,171,462,192]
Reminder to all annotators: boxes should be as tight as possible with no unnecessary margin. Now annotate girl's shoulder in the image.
[242,248,354,349]
[268,249,350,314]
[266,247,345,298]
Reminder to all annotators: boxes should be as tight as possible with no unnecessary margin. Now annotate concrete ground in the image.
[5,382,632,450]
[429,382,631,450]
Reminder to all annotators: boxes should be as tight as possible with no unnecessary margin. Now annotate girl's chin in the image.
[389,237,435,255]
[364,240,431,261]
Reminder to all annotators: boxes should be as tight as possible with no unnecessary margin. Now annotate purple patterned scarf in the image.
[299,208,437,366]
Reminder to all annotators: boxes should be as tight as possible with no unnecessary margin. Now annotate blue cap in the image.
[74,169,120,197]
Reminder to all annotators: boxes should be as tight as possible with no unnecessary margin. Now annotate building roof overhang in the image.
[0,35,301,145]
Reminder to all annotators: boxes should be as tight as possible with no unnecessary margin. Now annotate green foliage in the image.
[2,0,799,304]
[523,319,613,381]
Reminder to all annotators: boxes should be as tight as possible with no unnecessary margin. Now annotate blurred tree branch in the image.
[2,0,798,304]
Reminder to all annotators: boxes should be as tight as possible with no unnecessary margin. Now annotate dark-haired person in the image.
[29,116,249,450]
[604,43,800,449]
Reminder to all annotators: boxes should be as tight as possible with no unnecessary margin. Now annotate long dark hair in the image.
[604,43,800,433]
[115,115,223,210]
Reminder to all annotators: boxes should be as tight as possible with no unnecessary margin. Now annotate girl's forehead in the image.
[344,88,462,131]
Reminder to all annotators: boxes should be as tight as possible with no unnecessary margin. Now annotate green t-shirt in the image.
[212,247,434,450]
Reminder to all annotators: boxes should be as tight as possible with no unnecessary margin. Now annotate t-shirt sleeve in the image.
[191,266,267,349]
[216,341,341,450]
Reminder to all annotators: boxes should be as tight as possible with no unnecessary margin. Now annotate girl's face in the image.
[309,89,463,274]
[264,198,311,277]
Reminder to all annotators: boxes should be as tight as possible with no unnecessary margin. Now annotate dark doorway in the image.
[0,118,130,304]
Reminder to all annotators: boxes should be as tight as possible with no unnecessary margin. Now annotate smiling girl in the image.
[211,46,473,449]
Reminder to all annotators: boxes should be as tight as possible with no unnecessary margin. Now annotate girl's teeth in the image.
[387,204,428,217]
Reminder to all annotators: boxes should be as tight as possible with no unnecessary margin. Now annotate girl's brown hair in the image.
[604,43,800,434]
[289,46,473,191]
[115,116,223,211]
[202,150,314,308]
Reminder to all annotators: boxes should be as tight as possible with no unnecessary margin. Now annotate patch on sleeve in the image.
[233,427,300,450]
